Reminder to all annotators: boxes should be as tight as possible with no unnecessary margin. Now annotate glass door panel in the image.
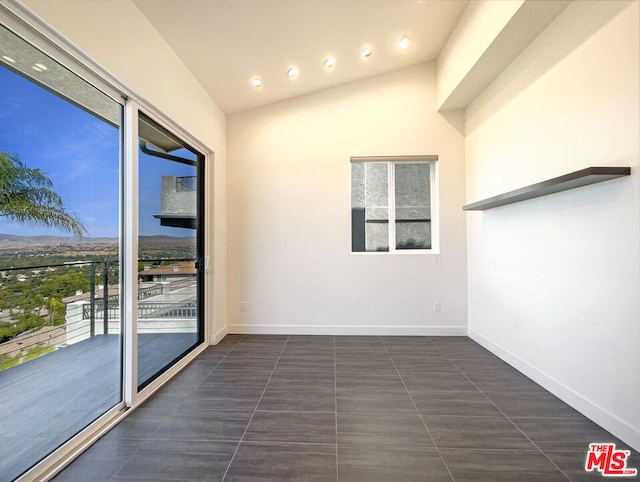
[136,113,203,390]
[0,24,122,480]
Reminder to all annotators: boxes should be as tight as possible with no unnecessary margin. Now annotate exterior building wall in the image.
[160,176,196,215]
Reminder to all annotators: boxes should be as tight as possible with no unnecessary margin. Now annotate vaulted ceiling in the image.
[133,0,469,114]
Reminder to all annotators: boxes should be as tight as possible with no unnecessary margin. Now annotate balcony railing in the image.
[0,259,196,372]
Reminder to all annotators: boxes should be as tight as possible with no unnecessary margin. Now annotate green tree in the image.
[0,151,86,236]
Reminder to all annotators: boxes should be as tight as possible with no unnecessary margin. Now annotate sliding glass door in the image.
[0,23,123,480]
[136,113,204,390]
[0,14,208,479]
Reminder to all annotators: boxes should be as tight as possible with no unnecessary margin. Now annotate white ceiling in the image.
[133,0,469,115]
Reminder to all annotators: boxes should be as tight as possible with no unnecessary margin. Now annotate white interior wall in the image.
[22,0,229,341]
[464,0,640,450]
[436,0,524,108]
[227,63,467,335]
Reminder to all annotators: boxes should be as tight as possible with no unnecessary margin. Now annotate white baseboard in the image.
[226,324,467,336]
[468,328,640,452]
[210,324,229,345]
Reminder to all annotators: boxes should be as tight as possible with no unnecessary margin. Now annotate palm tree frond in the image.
[0,152,87,237]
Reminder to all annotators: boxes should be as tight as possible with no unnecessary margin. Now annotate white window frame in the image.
[350,155,439,254]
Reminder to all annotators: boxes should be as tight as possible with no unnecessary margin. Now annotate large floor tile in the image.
[284,335,335,345]
[484,390,583,418]
[138,391,185,413]
[199,369,271,389]
[424,415,535,450]
[244,411,336,444]
[196,345,231,357]
[172,359,217,379]
[280,345,335,358]
[278,351,335,361]
[463,371,545,393]
[267,367,335,389]
[53,438,142,482]
[411,391,503,417]
[338,443,452,482]
[234,334,289,344]
[335,345,392,358]
[402,370,480,392]
[337,387,416,414]
[511,416,637,452]
[182,386,264,411]
[434,343,497,361]
[337,412,434,447]
[334,336,384,347]
[276,355,336,370]
[335,364,399,377]
[388,352,452,363]
[215,356,279,371]
[258,386,336,412]
[223,345,285,357]
[111,440,237,481]
[336,371,406,390]
[152,372,202,395]
[380,336,435,346]
[201,344,237,356]
[452,357,522,376]
[440,448,568,481]
[333,355,397,370]
[152,410,252,441]
[214,334,244,345]
[105,407,171,440]
[225,442,337,481]
[394,358,460,373]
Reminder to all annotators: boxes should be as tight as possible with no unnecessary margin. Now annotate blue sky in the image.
[0,65,196,238]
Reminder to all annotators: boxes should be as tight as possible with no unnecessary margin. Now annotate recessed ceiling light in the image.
[324,57,335,68]
[34,63,48,70]
[287,67,298,78]
[252,77,263,88]
[361,47,373,58]
[32,65,42,72]
[399,37,410,49]
[2,55,16,63]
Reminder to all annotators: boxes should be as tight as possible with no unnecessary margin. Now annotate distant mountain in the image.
[0,234,194,248]
[0,234,116,248]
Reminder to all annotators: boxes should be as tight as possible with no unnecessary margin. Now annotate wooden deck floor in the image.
[0,332,198,481]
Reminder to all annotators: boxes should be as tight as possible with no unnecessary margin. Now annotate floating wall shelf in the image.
[463,166,631,211]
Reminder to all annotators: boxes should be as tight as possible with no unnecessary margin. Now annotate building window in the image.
[351,156,438,253]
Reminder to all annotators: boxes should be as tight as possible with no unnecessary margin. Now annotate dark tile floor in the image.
[0,333,197,482]
[53,335,638,481]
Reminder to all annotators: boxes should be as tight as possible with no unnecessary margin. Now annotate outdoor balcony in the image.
[0,261,198,480]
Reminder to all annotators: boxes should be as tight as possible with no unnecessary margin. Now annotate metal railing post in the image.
[103,262,109,335]
[89,262,95,337]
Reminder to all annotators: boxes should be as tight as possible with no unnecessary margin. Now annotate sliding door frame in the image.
[0,2,213,479]
[135,108,207,393]
[123,100,140,406]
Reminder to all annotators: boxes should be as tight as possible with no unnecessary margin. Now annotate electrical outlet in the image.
[434,302,441,312]
[240,301,247,312]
